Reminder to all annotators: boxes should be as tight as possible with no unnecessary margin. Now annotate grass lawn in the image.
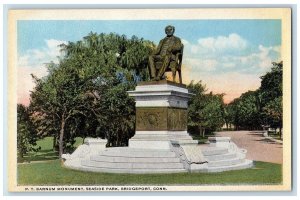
[21,137,84,163]
[17,160,282,185]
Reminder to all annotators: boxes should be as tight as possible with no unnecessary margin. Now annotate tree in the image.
[187,81,225,137]
[30,62,88,158]
[30,32,154,158]
[85,80,136,147]
[260,61,283,136]
[187,81,206,136]
[263,97,283,138]
[236,91,262,130]
[17,104,40,160]
[223,103,236,130]
[225,61,282,132]
[260,61,283,106]
[200,92,225,136]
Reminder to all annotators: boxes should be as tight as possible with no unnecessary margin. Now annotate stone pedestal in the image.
[127,80,195,149]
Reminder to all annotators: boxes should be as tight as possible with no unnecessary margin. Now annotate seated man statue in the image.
[148,25,183,82]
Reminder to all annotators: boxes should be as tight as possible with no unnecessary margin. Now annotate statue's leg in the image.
[157,55,171,79]
[171,68,176,82]
[148,55,157,79]
[169,61,177,82]
[178,69,182,84]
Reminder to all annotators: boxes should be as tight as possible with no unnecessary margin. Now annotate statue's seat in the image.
[154,44,184,84]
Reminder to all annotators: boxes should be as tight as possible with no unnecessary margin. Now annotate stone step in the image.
[204,152,237,161]
[98,149,176,158]
[72,165,187,174]
[102,147,171,152]
[201,147,228,156]
[131,137,193,141]
[207,157,245,167]
[81,160,184,169]
[132,135,193,139]
[90,155,181,163]
[206,159,254,173]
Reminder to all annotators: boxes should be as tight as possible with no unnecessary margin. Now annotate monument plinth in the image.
[127,80,197,149]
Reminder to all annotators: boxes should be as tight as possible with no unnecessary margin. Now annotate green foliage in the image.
[29,32,154,157]
[86,80,136,147]
[263,97,282,124]
[260,61,283,106]
[201,92,225,132]
[18,160,282,185]
[187,81,207,128]
[225,61,283,132]
[223,103,236,129]
[17,104,40,161]
[228,90,262,130]
[260,62,283,137]
[262,96,283,138]
[187,81,225,136]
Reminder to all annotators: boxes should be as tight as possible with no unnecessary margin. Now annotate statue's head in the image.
[165,25,175,37]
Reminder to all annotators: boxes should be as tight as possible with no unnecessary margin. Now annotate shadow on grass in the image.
[23,149,59,162]
[18,137,84,163]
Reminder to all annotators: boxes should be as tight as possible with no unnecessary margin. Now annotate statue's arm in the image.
[154,40,163,55]
[174,39,183,51]
[168,38,182,53]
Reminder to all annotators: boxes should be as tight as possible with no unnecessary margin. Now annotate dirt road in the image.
[215,131,283,164]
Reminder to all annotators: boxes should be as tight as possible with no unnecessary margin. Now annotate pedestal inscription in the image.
[136,107,187,131]
[168,108,187,130]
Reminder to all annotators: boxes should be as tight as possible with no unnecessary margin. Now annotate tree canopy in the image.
[29,32,155,157]
[225,61,283,137]
[17,104,40,160]
[187,81,225,137]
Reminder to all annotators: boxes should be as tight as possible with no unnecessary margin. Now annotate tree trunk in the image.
[279,126,282,139]
[59,118,66,159]
[198,125,202,138]
[116,129,120,147]
[202,129,206,138]
[225,122,228,130]
[53,135,59,151]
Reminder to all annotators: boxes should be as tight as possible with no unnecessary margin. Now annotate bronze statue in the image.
[148,25,184,83]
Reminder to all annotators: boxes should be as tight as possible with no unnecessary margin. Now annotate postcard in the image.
[7,8,292,192]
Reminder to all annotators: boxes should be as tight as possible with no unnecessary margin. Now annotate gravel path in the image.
[215,131,283,164]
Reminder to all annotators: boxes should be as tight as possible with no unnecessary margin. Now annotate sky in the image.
[17,20,281,105]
